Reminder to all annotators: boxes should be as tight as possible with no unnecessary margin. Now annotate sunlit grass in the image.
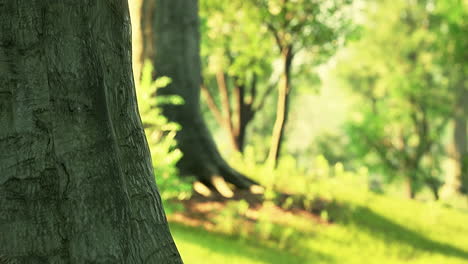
[169,161,468,264]
[170,223,307,264]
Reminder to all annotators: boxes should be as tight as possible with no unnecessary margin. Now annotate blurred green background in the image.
[131,0,468,263]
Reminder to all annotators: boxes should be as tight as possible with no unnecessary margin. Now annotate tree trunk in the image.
[129,0,156,87]
[233,82,255,153]
[453,83,468,194]
[202,76,257,154]
[429,183,440,201]
[216,71,238,151]
[268,47,293,167]
[406,177,416,199]
[150,0,258,195]
[0,1,181,263]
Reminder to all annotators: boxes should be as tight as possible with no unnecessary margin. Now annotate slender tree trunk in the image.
[428,181,440,200]
[404,158,419,199]
[216,71,239,151]
[233,83,255,153]
[129,0,156,87]
[150,0,258,195]
[406,177,416,199]
[268,47,293,166]
[453,83,468,194]
[0,1,181,263]
[202,77,257,154]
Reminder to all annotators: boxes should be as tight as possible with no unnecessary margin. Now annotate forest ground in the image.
[167,178,468,264]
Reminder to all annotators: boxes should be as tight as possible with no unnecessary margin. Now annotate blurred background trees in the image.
[126,0,468,262]
[130,0,467,200]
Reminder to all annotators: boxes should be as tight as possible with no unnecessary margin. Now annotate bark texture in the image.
[0,1,182,263]
[151,0,257,193]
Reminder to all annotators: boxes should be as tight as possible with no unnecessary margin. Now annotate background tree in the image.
[340,0,451,199]
[248,0,354,166]
[199,0,276,153]
[0,1,181,262]
[147,0,260,197]
[129,0,156,88]
[433,0,468,195]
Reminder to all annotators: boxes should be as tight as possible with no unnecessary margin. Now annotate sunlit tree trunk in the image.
[129,0,156,87]
[0,1,181,263]
[216,71,238,150]
[268,46,293,167]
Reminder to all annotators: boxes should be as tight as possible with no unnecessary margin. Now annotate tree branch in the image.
[201,81,223,126]
[216,71,237,146]
[266,22,284,51]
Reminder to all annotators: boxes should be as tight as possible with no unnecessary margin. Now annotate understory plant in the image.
[136,62,193,214]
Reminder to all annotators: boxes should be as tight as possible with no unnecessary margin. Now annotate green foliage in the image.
[136,62,192,213]
[336,0,454,196]
[200,0,274,79]
[200,0,356,156]
[250,0,355,53]
[213,200,250,236]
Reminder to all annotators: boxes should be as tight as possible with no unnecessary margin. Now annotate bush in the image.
[136,62,193,214]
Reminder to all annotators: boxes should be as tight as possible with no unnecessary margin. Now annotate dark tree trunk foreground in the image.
[150,0,260,196]
[0,1,182,263]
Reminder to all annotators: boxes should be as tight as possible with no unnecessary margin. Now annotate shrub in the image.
[136,62,193,214]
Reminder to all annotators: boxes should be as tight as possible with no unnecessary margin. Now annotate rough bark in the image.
[150,0,258,195]
[268,47,294,167]
[0,1,181,263]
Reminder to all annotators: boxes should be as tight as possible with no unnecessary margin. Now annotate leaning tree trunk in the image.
[201,75,258,154]
[0,1,181,263]
[148,0,258,196]
[268,47,293,167]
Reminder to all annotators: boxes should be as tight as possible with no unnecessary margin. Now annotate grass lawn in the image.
[171,223,308,264]
[169,182,468,264]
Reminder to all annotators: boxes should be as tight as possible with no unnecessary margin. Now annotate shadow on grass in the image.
[335,205,468,260]
[169,223,335,264]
